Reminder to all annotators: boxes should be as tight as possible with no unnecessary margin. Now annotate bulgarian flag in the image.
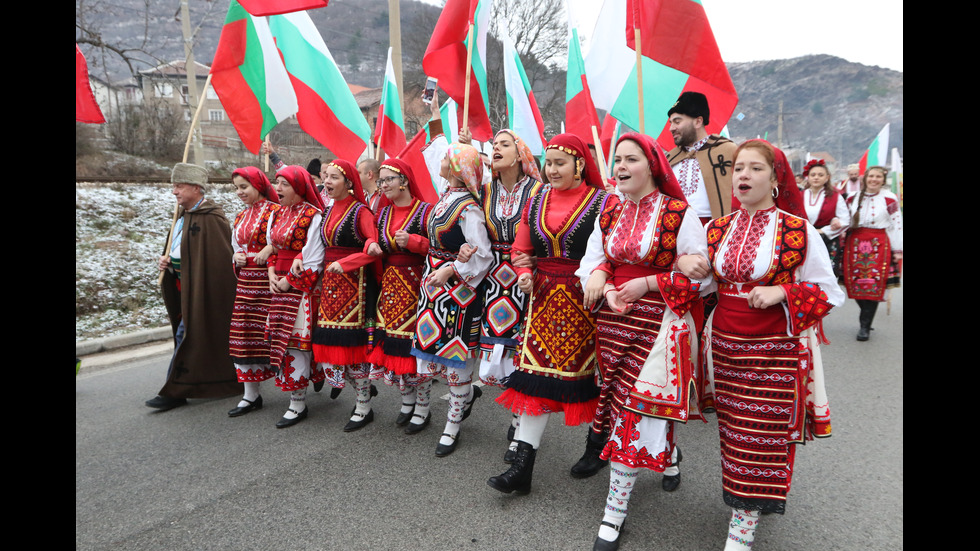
[424,97,459,144]
[503,34,547,155]
[375,47,407,159]
[585,0,738,150]
[210,1,298,155]
[565,27,603,149]
[858,123,890,173]
[238,0,328,16]
[76,45,105,124]
[422,0,493,141]
[268,11,370,163]
[395,131,441,205]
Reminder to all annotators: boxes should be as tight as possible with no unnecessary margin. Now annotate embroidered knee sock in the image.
[400,386,415,414]
[239,381,260,407]
[440,383,471,446]
[284,389,306,419]
[411,380,432,424]
[352,377,372,416]
[599,462,640,542]
[663,442,680,477]
[724,508,760,551]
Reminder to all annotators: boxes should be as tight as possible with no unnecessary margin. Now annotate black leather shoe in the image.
[395,406,416,426]
[488,441,536,494]
[228,395,263,417]
[592,520,625,551]
[435,432,460,457]
[662,447,682,492]
[856,326,871,341]
[145,395,187,411]
[343,408,374,432]
[313,380,325,392]
[370,384,379,397]
[570,430,609,479]
[404,412,431,434]
[275,407,308,428]
[330,387,343,399]
[462,386,482,421]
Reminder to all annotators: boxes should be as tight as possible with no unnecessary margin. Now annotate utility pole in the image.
[776,100,784,149]
[180,0,204,165]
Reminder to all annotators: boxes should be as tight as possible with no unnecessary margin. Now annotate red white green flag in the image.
[375,47,407,159]
[76,44,105,124]
[238,0,328,16]
[423,0,493,141]
[210,1,298,154]
[503,35,546,155]
[585,0,737,150]
[858,123,890,173]
[565,27,603,149]
[268,10,370,163]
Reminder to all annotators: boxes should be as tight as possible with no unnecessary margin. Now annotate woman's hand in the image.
[457,244,477,263]
[746,285,786,309]
[394,230,410,248]
[255,246,274,266]
[367,243,383,257]
[512,250,536,269]
[233,252,247,268]
[276,277,292,293]
[830,217,843,231]
[617,277,652,304]
[892,251,903,262]
[427,265,455,288]
[269,272,281,294]
[326,261,344,275]
[517,273,533,294]
[583,271,609,310]
[290,258,304,277]
[458,127,472,145]
[605,290,631,315]
[676,254,710,280]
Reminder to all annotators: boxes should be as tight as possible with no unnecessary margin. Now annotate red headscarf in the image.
[232,166,280,203]
[731,139,805,218]
[615,132,687,207]
[379,158,429,207]
[546,133,604,190]
[275,165,325,212]
[325,159,367,205]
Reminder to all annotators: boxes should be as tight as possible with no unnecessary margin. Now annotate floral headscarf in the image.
[275,165,325,212]
[492,129,542,183]
[446,142,483,200]
[232,166,280,203]
[615,132,686,206]
[546,133,604,190]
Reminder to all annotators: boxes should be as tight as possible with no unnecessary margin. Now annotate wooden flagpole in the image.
[591,125,608,179]
[634,29,644,135]
[461,22,474,135]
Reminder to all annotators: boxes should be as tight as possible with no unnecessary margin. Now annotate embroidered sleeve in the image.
[287,266,319,294]
[657,272,700,316]
[780,281,834,335]
[452,204,493,288]
[885,196,903,251]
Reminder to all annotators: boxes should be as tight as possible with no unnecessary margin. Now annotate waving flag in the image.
[585,0,737,150]
[858,123,890,173]
[395,131,441,205]
[565,28,603,148]
[422,0,493,141]
[210,1,298,154]
[503,35,547,155]
[238,0,328,16]
[268,11,370,163]
[76,45,105,124]
[375,47,407,159]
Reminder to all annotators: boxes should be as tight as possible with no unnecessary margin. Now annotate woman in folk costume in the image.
[801,159,849,277]
[410,143,494,456]
[841,166,902,341]
[703,140,844,550]
[227,167,281,418]
[575,133,714,551]
[365,159,435,428]
[265,165,325,428]
[487,133,616,495]
[476,129,545,462]
[295,159,381,432]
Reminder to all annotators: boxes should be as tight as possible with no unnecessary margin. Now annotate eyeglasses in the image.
[377,176,402,186]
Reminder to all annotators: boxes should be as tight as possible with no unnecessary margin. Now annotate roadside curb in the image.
[76,326,172,357]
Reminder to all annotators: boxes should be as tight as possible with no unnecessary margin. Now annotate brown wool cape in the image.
[159,198,242,399]
[665,134,737,219]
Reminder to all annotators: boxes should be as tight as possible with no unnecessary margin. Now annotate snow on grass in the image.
[75,182,243,342]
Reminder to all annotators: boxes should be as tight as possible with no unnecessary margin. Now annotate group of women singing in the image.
[222,127,865,551]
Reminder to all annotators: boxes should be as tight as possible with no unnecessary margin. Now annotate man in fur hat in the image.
[145,163,240,411]
[665,91,738,224]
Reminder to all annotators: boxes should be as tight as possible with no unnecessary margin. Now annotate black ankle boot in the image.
[570,430,609,479]
[488,441,536,495]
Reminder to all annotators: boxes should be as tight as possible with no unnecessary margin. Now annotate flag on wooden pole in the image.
[76,45,105,124]
[503,35,547,155]
[858,123,890,173]
[375,47,407,159]
[238,1,328,16]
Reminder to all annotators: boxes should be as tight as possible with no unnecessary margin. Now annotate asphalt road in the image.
[76,288,903,551]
